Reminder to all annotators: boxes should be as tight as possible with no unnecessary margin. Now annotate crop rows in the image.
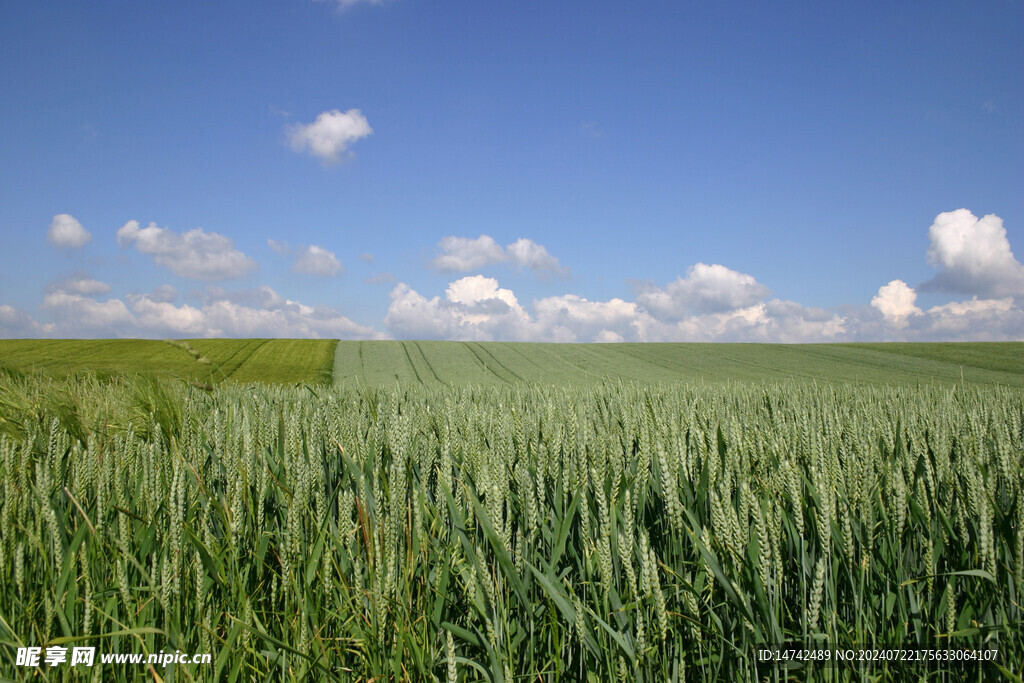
[1,372,1022,681]
[330,341,1024,389]
[0,339,338,386]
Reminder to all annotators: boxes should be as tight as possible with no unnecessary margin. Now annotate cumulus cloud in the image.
[385,275,849,343]
[293,244,343,277]
[47,214,91,249]
[117,220,257,281]
[534,295,641,342]
[635,263,771,319]
[871,280,922,327]
[267,238,289,254]
[46,273,111,296]
[6,285,384,339]
[42,291,134,334]
[920,209,1024,298]
[916,297,1020,340]
[431,235,506,272]
[0,305,52,337]
[430,235,568,277]
[288,109,372,164]
[385,276,534,341]
[506,238,568,276]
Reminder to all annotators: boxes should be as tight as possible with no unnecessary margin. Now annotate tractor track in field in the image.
[503,343,551,378]
[211,339,267,380]
[473,343,526,383]
[412,342,446,386]
[400,341,425,386]
[463,343,511,384]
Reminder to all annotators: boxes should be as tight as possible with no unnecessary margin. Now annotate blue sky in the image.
[2,0,1022,341]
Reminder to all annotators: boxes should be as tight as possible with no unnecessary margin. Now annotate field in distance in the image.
[1,339,1022,387]
[0,338,336,385]
[333,340,1024,388]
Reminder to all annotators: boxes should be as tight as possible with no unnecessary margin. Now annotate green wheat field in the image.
[1,340,1022,681]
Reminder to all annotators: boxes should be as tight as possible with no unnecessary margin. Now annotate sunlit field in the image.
[0,342,1022,680]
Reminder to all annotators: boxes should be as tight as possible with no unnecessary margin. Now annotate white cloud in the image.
[635,263,771,318]
[385,276,534,341]
[267,238,289,254]
[47,214,91,249]
[288,109,372,164]
[293,244,343,277]
[916,297,1021,340]
[9,285,384,340]
[128,295,208,336]
[506,238,569,277]
[430,235,568,277]
[534,295,642,342]
[871,279,922,327]
[47,273,111,296]
[637,300,847,343]
[42,291,134,334]
[921,209,1024,298]
[431,235,507,272]
[117,220,257,281]
[386,275,848,343]
[0,305,52,337]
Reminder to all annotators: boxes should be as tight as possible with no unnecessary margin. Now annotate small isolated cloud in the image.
[288,109,372,164]
[635,263,771,319]
[46,272,111,296]
[920,209,1024,298]
[267,238,289,254]
[360,252,374,263]
[430,235,569,278]
[871,280,922,328]
[47,214,91,249]
[116,220,257,281]
[293,244,343,277]
[363,272,396,285]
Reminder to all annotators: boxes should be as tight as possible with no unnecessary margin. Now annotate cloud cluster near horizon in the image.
[3,209,1023,342]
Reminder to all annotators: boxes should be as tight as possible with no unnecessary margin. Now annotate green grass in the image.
[2,339,1022,388]
[0,339,337,385]
[333,341,1024,388]
[1,374,1021,681]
